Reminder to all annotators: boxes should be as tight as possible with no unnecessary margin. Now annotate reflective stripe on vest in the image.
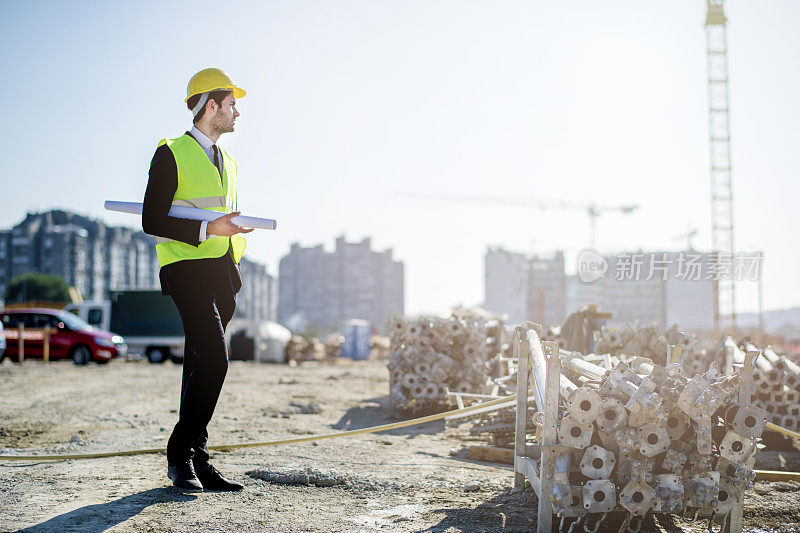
[153,135,246,266]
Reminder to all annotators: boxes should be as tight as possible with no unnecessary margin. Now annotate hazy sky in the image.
[2,1,798,316]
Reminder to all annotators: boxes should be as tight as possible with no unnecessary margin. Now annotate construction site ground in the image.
[1,359,799,533]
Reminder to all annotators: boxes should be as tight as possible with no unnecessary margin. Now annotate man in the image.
[142,68,253,491]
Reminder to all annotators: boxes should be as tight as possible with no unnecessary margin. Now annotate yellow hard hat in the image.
[185,68,246,102]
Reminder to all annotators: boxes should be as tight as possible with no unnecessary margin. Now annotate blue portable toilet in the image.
[341,319,371,360]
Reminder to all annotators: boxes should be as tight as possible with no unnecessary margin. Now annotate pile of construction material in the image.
[595,321,718,377]
[284,335,330,363]
[456,363,523,448]
[386,310,505,415]
[369,335,391,360]
[468,405,535,448]
[514,323,767,530]
[595,322,689,362]
[723,337,800,431]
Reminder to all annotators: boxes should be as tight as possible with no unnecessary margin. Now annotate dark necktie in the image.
[213,144,235,259]
[212,145,222,181]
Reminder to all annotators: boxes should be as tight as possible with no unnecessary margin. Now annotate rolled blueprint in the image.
[104,201,277,230]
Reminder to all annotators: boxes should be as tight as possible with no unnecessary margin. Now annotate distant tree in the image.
[4,273,71,304]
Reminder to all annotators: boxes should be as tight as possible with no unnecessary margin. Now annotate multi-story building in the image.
[590,251,717,330]
[570,251,718,330]
[0,230,10,298]
[238,257,277,323]
[483,247,566,327]
[599,253,669,326]
[488,248,721,331]
[277,236,404,334]
[3,213,93,299]
[0,210,159,301]
[565,274,602,316]
[529,252,567,328]
[0,210,277,322]
[484,247,528,325]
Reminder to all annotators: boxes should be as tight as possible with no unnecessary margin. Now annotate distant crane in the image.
[394,192,638,249]
[672,228,698,250]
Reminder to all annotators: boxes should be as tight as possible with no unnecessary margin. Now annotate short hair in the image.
[187,90,232,124]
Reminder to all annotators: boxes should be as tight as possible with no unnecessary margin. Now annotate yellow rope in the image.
[766,421,800,441]
[2,396,796,462]
[0,395,516,462]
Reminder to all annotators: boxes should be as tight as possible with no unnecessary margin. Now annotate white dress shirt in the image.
[189,126,224,242]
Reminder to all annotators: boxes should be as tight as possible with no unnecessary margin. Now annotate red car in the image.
[0,308,126,365]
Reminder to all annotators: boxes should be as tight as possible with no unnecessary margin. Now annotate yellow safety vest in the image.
[153,134,246,267]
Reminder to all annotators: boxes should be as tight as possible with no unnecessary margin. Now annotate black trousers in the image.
[165,257,236,466]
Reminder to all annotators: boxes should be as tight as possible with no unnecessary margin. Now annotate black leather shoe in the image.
[168,460,203,491]
[195,463,244,491]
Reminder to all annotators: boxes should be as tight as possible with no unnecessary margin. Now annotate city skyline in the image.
[3,207,799,338]
[0,209,277,325]
[4,206,795,314]
[2,1,799,317]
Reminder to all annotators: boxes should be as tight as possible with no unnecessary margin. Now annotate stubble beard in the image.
[210,116,235,137]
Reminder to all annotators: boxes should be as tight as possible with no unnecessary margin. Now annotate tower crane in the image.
[705,0,736,337]
[394,192,638,249]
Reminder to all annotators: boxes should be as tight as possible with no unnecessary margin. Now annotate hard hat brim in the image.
[184,85,247,102]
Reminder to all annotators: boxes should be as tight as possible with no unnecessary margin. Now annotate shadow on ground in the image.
[422,489,537,532]
[422,490,686,533]
[331,396,447,437]
[17,488,197,533]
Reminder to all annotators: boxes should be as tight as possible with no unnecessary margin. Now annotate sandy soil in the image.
[0,358,799,533]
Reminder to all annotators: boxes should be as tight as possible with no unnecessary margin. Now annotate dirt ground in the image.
[1,358,799,533]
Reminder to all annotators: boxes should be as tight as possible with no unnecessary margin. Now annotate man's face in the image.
[211,93,239,133]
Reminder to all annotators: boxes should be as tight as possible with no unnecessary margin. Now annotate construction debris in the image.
[467,405,532,449]
[386,310,505,416]
[284,335,346,363]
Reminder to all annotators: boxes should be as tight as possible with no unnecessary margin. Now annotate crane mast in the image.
[705,0,736,337]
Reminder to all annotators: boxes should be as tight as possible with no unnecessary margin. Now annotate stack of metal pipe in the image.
[519,326,766,529]
[722,337,800,431]
[593,321,675,361]
[386,312,505,414]
[595,321,716,376]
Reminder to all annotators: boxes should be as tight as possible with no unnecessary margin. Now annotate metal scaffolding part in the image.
[705,0,736,337]
[513,323,754,532]
[386,313,506,416]
[559,350,608,382]
[513,325,560,532]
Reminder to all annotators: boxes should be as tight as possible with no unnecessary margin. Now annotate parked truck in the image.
[65,290,184,364]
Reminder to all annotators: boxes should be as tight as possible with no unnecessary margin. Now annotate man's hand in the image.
[207,212,255,237]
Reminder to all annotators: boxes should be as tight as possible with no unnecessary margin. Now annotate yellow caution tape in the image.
[0,395,516,462]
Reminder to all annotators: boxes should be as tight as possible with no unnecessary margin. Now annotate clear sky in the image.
[1,1,798,316]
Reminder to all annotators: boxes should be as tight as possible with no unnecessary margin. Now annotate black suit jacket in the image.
[142,132,242,296]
